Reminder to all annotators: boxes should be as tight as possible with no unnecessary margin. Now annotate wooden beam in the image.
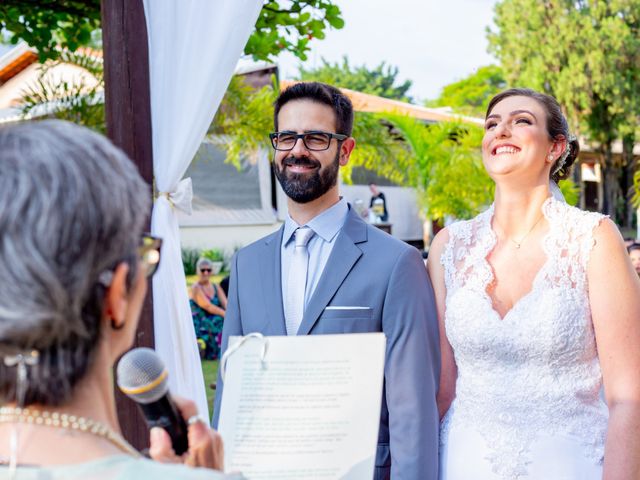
[101,0,154,451]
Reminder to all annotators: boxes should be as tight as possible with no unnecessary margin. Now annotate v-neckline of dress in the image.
[479,197,554,322]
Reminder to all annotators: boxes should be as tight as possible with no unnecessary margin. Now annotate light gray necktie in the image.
[284,226,315,335]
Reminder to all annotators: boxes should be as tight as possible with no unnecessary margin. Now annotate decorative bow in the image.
[157,177,193,215]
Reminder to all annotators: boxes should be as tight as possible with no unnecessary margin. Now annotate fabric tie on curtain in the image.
[143,0,263,419]
[158,177,193,215]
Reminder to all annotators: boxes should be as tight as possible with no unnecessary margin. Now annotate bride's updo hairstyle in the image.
[486,88,580,183]
[0,120,150,407]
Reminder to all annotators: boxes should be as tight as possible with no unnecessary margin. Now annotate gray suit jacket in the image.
[213,206,440,479]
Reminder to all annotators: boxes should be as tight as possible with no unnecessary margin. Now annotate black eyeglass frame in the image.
[97,234,162,288]
[269,130,348,151]
[138,233,162,278]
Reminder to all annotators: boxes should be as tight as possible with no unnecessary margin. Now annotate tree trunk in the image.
[622,133,637,229]
[101,0,155,452]
[600,142,622,221]
[573,156,583,209]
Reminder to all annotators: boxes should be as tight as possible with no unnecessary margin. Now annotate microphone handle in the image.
[138,393,189,455]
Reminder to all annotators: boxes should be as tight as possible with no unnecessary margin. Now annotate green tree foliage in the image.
[488,0,640,222]
[634,170,640,209]
[342,112,412,184]
[19,49,105,131]
[207,76,277,167]
[427,65,506,117]
[0,1,101,62]
[0,0,344,63]
[381,115,495,220]
[248,1,344,61]
[558,179,580,207]
[298,56,413,101]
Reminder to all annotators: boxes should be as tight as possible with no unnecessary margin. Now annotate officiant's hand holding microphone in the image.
[149,395,224,469]
[117,348,224,471]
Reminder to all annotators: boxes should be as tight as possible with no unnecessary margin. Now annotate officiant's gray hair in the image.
[0,120,150,406]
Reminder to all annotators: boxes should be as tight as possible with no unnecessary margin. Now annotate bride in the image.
[428,88,640,479]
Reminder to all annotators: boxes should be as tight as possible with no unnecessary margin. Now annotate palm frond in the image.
[17,50,105,132]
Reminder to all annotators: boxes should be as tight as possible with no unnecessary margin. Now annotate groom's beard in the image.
[274,152,340,204]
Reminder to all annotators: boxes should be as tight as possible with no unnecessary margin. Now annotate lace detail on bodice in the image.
[440,197,608,479]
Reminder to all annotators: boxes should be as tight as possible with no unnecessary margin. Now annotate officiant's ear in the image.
[102,262,131,331]
[339,137,356,166]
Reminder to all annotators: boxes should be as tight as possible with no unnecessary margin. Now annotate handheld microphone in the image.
[116,348,189,455]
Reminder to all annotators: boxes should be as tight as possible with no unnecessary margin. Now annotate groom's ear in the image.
[339,138,356,166]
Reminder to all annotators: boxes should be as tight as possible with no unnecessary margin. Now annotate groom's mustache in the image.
[282,156,321,169]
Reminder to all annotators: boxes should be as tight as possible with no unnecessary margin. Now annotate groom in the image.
[213,81,440,479]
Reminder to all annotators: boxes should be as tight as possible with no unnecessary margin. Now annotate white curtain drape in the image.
[143,0,263,418]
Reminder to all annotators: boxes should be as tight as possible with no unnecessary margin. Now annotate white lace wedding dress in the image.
[439,197,608,479]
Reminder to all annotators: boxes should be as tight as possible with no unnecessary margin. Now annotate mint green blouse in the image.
[0,455,243,479]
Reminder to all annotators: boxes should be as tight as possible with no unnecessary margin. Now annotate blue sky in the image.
[277,0,499,103]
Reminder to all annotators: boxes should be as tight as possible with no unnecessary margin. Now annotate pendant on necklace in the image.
[515,243,521,249]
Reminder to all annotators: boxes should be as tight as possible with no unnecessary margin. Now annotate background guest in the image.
[368,183,389,222]
[219,275,230,298]
[190,258,227,360]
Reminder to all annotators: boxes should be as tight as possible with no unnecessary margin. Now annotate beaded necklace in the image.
[0,406,141,458]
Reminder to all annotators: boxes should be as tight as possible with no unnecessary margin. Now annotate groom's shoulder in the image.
[235,228,281,262]
[360,222,420,262]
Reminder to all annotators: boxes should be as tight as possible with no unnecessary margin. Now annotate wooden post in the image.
[101,0,155,451]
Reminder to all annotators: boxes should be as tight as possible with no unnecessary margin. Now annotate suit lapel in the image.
[259,226,287,335]
[297,208,367,335]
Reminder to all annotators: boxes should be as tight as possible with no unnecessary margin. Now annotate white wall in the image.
[275,178,424,241]
[180,222,282,252]
[339,184,424,241]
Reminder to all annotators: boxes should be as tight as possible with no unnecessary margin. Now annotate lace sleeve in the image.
[440,218,477,293]
[440,227,456,292]
[578,212,608,271]
[544,200,607,292]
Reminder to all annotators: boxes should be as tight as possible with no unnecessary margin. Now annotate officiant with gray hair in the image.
[0,120,239,479]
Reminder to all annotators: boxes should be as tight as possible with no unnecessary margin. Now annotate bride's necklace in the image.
[502,213,544,249]
[0,406,141,458]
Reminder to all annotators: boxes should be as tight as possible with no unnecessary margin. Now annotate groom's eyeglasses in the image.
[269,131,347,151]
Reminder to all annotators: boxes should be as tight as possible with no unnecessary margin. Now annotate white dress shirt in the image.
[281,198,349,314]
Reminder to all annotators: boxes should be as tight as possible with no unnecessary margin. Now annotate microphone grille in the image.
[116,347,168,404]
